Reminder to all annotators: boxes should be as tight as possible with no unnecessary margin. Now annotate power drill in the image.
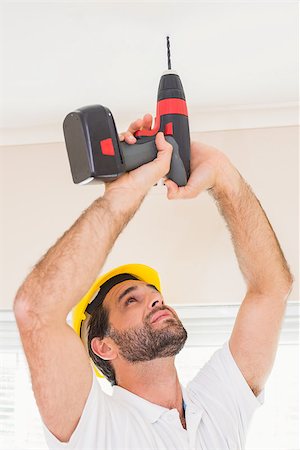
[63,37,191,187]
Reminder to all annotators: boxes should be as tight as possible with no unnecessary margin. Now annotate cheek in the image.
[113,309,144,331]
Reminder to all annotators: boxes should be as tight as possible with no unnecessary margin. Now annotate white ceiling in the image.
[0,1,298,144]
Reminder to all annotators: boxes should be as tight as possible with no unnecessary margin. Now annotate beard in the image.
[107,307,188,363]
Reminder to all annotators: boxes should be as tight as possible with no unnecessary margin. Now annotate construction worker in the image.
[14,114,293,450]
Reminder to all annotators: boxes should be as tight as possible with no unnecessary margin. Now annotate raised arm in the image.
[164,141,293,397]
[13,118,173,442]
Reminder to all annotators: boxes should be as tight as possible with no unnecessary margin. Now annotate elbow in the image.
[282,271,294,301]
[13,291,32,328]
[248,270,294,302]
[13,288,41,332]
[278,266,294,301]
[14,285,63,332]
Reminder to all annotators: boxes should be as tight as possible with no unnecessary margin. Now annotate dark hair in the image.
[87,303,117,386]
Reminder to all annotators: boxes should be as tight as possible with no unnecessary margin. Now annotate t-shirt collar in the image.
[112,383,203,424]
[112,385,169,423]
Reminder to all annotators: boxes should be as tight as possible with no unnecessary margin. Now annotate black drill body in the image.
[63,38,191,186]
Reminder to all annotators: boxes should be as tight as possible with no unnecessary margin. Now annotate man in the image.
[14,114,293,450]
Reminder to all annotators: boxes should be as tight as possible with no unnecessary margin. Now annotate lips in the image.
[151,310,172,324]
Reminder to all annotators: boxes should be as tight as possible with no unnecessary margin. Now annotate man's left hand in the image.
[164,141,240,200]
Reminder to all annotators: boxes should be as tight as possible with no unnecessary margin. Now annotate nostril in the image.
[151,300,159,308]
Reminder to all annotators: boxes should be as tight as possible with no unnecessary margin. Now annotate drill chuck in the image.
[157,72,186,101]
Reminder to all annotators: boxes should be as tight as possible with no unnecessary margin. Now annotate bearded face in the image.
[107,306,188,363]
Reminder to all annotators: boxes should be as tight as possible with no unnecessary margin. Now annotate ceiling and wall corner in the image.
[0,2,298,309]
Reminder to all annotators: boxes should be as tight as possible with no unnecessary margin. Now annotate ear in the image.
[91,337,117,361]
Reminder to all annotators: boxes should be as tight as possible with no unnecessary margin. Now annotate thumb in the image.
[164,178,195,200]
[164,178,179,198]
[154,132,173,176]
[125,132,174,192]
[164,163,214,200]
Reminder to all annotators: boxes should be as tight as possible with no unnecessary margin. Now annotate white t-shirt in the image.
[43,341,264,450]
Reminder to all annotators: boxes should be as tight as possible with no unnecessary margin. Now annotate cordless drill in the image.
[63,37,191,186]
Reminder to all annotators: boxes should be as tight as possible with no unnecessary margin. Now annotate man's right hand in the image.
[104,114,173,198]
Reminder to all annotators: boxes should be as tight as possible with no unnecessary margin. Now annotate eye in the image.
[125,297,137,306]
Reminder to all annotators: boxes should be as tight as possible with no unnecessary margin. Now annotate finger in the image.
[119,131,136,144]
[142,114,153,130]
[120,114,153,144]
[128,118,143,134]
[123,131,137,144]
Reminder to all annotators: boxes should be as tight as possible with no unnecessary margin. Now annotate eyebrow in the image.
[118,284,159,303]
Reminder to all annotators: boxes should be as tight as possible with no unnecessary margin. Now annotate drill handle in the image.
[120,136,187,187]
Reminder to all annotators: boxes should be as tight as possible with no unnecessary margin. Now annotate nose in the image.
[147,292,164,310]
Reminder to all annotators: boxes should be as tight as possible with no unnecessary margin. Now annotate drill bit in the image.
[166,36,171,70]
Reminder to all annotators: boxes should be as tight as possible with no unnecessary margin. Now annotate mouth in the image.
[151,310,173,324]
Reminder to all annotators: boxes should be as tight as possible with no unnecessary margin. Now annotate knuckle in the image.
[125,131,133,139]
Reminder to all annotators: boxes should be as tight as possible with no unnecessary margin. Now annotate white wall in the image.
[0,126,298,309]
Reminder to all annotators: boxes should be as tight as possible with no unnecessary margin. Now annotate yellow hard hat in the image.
[72,263,161,377]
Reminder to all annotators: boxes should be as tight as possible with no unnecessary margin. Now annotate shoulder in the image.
[184,342,265,446]
[186,341,264,417]
[43,371,113,448]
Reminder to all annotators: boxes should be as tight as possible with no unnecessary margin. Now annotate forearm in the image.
[211,165,293,299]
[14,190,144,319]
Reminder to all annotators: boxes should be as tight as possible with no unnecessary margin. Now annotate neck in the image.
[114,357,185,422]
